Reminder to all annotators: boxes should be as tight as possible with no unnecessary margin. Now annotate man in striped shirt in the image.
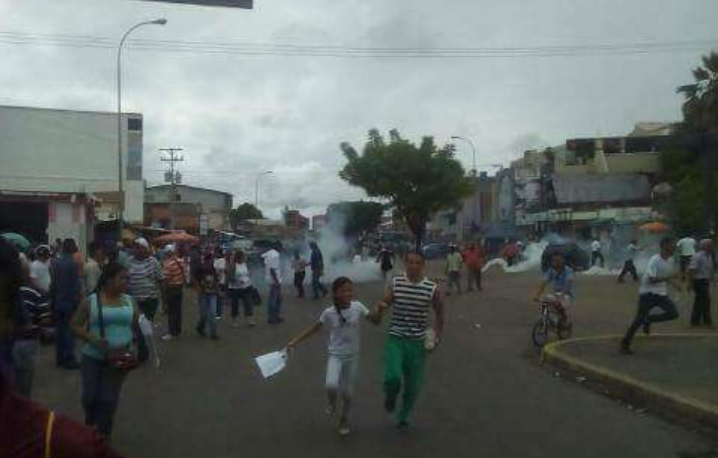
[127,238,164,362]
[377,251,445,429]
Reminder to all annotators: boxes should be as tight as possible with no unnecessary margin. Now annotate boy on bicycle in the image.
[534,253,575,326]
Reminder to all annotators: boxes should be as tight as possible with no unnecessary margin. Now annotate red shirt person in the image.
[462,243,485,292]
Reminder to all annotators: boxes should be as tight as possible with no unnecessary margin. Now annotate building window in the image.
[128,118,143,132]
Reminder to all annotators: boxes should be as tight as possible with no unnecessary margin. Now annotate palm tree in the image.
[677,51,718,132]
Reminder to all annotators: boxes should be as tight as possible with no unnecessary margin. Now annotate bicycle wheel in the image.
[532,318,550,348]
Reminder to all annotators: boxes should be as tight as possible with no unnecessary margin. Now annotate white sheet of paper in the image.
[255,350,287,379]
[138,314,154,336]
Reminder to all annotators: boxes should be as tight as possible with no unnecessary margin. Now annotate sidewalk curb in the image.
[542,333,718,433]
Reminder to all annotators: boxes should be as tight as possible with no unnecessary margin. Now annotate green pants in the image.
[383,336,426,424]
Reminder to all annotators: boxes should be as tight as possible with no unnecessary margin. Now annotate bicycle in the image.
[531,293,573,348]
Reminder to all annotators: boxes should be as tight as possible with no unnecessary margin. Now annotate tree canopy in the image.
[230,203,263,228]
[662,52,718,234]
[339,129,473,248]
[326,201,384,237]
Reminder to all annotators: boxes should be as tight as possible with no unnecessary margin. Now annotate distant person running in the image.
[618,240,641,283]
[286,277,383,436]
[378,251,445,430]
[620,237,681,355]
[376,245,395,281]
[590,238,604,268]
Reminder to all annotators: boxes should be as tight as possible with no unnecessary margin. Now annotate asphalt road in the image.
[31,266,717,458]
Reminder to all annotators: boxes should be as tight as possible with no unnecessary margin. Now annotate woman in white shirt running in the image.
[286,276,385,436]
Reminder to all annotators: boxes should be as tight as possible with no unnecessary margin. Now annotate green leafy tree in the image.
[677,51,718,132]
[664,52,718,233]
[339,129,473,250]
[230,203,263,228]
[326,201,384,237]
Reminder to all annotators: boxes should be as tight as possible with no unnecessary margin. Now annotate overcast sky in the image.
[1,0,716,218]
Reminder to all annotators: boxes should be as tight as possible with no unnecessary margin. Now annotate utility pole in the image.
[160,148,184,230]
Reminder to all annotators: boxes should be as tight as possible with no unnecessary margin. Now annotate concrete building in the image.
[144,184,232,233]
[0,105,144,247]
[312,214,327,231]
[284,208,309,232]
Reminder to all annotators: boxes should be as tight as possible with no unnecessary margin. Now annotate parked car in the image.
[422,242,451,260]
[541,242,590,272]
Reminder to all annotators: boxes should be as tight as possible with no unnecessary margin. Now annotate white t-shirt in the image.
[262,249,282,284]
[319,301,370,356]
[626,243,639,262]
[591,241,601,252]
[228,262,252,289]
[640,254,676,296]
[30,259,51,292]
[214,258,227,285]
[677,237,697,257]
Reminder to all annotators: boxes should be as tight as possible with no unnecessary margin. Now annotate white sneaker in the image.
[325,405,336,416]
[337,419,350,436]
[161,334,173,341]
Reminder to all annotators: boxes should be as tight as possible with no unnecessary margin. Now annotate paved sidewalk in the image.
[543,334,718,432]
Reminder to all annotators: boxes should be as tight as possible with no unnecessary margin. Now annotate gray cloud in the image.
[1,0,716,219]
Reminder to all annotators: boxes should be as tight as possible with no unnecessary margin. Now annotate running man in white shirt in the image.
[620,237,681,355]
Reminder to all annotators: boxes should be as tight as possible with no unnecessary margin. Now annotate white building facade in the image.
[0,105,143,246]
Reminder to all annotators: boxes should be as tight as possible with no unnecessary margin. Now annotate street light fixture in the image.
[255,170,274,212]
[451,135,477,176]
[117,18,167,240]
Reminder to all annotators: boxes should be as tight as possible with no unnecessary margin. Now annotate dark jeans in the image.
[216,286,224,318]
[692,279,713,326]
[228,287,253,318]
[618,260,638,282]
[53,305,76,367]
[196,293,218,337]
[137,298,159,321]
[294,271,306,298]
[12,339,38,397]
[136,298,158,362]
[311,271,327,299]
[447,271,461,293]
[591,251,605,268]
[267,284,283,323]
[467,267,482,291]
[166,286,183,336]
[81,355,126,438]
[622,293,679,346]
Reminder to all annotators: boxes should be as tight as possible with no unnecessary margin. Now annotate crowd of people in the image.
[0,228,715,452]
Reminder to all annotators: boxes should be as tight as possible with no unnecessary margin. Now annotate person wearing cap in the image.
[127,237,164,362]
[688,239,715,327]
[161,245,186,340]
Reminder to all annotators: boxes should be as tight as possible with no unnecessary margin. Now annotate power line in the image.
[0,30,715,59]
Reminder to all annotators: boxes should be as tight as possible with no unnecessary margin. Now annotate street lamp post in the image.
[255,170,274,212]
[451,135,477,176]
[117,18,167,240]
